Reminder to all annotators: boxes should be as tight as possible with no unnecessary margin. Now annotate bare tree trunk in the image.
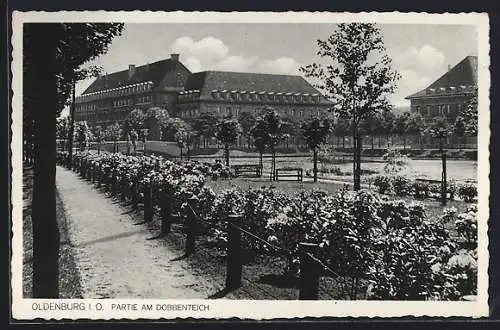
[225,145,229,167]
[67,79,76,168]
[31,23,60,298]
[313,148,318,183]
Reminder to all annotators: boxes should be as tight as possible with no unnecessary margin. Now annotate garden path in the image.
[55,166,218,299]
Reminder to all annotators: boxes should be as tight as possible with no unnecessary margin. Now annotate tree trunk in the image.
[353,131,362,191]
[180,147,183,161]
[403,135,406,150]
[259,152,263,177]
[371,134,374,151]
[313,148,318,183]
[225,145,230,167]
[67,79,76,168]
[342,136,345,149]
[378,135,381,148]
[31,23,60,298]
[187,146,191,160]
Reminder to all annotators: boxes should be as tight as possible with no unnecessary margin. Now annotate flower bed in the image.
[372,175,476,203]
[59,151,478,300]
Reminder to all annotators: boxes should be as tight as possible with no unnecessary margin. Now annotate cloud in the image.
[258,57,302,75]
[169,36,229,66]
[400,44,446,70]
[210,55,257,72]
[183,56,203,72]
[390,69,433,107]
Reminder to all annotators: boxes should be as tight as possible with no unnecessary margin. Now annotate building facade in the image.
[405,55,477,124]
[176,71,332,121]
[74,54,191,126]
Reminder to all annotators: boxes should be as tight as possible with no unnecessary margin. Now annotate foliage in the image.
[215,117,242,147]
[458,184,478,203]
[382,148,409,175]
[74,121,92,151]
[238,111,256,142]
[124,109,146,133]
[301,117,333,151]
[373,175,392,194]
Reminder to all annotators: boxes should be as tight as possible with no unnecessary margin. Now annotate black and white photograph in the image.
[10,11,490,319]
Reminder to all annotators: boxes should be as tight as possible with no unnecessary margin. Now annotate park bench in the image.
[415,178,442,184]
[274,168,303,182]
[233,164,261,178]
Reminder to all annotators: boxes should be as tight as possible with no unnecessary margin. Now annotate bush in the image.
[392,176,410,196]
[458,184,477,202]
[410,181,429,199]
[373,175,392,194]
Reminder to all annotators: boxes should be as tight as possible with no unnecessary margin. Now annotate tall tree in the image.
[91,125,104,154]
[301,23,400,190]
[301,117,333,182]
[237,111,256,148]
[215,117,242,166]
[407,112,424,147]
[192,112,218,148]
[426,116,453,206]
[24,22,123,298]
[393,112,411,150]
[74,121,92,151]
[125,108,146,134]
[334,118,351,149]
[106,122,122,153]
[261,108,286,180]
[250,119,268,175]
[145,106,170,140]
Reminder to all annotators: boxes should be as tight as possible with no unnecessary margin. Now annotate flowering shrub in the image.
[458,184,478,203]
[373,175,392,194]
[392,176,410,196]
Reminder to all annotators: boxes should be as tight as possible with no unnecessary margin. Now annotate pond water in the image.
[195,155,478,183]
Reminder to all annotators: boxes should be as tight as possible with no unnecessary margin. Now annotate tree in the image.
[426,116,453,206]
[393,112,411,150]
[407,112,424,147]
[302,117,333,182]
[215,117,242,167]
[106,123,122,153]
[145,106,170,140]
[192,112,218,148]
[359,114,383,151]
[459,94,478,137]
[381,110,396,147]
[74,121,92,151]
[261,108,287,180]
[238,111,256,148]
[56,116,70,151]
[250,118,268,175]
[125,109,146,133]
[92,125,104,154]
[334,118,351,149]
[23,22,123,298]
[453,115,467,148]
[301,23,400,190]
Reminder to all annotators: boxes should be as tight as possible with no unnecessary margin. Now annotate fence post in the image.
[144,184,153,222]
[298,242,320,300]
[225,214,243,290]
[160,193,172,235]
[185,197,197,256]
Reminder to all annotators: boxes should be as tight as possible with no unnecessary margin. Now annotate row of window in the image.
[178,91,322,104]
[177,106,326,119]
[77,96,153,114]
[77,83,153,102]
[415,103,464,117]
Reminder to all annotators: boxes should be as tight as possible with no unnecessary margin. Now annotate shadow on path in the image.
[75,229,144,248]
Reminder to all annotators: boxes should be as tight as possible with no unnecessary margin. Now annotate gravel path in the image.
[55,166,217,299]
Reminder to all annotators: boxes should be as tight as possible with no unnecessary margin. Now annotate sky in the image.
[74,23,478,110]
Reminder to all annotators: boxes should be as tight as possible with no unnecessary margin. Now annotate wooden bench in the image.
[275,168,303,182]
[233,164,261,178]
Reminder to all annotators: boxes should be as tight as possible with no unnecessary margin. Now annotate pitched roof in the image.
[82,58,189,95]
[183,71,330,104]
[406,55,478,99]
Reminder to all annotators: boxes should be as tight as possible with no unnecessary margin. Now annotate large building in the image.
[176,71,332,121]
[74,54,191,125]
[74,55,331,133]
[405,55,477,124]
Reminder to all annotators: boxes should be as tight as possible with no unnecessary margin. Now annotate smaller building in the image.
[405,55,477,124]
[175,71,332,121]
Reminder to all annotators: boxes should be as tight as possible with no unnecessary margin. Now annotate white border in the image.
[11,11,490,320]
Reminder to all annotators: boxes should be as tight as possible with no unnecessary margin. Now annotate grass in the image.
[22,165,83,298]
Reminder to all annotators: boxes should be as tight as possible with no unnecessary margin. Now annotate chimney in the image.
[447,64,451,71]
[128,64,136,79]
[171,53,180,62]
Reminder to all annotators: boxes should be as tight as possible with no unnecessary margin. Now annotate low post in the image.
[131,183,139,210]
[160,193,172,235]
[144,184,153,222]
[298,242,320,300]
[441,150,447,206]
[225,214,243,290]
[185,197,197,256]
